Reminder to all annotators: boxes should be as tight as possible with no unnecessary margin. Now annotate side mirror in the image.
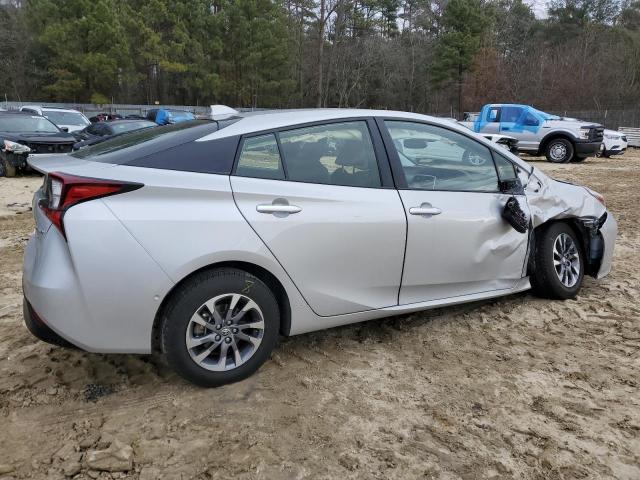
[403,138,428,149]
[499,178,524,194]
[60,127,69,132]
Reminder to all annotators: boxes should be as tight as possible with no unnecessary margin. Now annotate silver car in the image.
[22,110,617,387]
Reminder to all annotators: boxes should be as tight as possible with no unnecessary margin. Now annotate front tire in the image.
[530,223,585,299]
[161,268,280,387]
[2,157,16,177]
[545,138,574,163]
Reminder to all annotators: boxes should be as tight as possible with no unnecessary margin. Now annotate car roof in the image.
[196,108,439,142]
[97,119,155,125]
[23,106,84,113]
[0,110,44,117]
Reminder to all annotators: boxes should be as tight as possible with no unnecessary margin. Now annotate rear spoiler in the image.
[27,154,96,175]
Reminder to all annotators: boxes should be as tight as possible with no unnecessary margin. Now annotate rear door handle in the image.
[256,204,302,214]
[409,206,442,216]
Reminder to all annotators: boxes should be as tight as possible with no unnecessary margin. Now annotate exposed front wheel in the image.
[161,268,280,387]
[545,138,574,163]
[530,223,585,299]
[1,157,16,177]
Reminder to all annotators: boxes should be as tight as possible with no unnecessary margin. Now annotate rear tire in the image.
[545,138,573,163]
[161,268,280,387]
[530,223,585,299]
[23,299,76,348]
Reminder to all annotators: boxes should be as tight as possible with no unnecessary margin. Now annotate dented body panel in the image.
[398,190,529,304]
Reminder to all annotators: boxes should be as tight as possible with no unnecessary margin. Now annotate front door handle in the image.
[256,204,302,214]
[409,205,442,216]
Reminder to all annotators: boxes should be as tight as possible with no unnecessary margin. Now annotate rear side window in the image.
[236,134,285,180]
[278,121,381,188]
[71,120,240,175]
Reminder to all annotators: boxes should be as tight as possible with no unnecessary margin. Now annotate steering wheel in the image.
[462,150,487,166]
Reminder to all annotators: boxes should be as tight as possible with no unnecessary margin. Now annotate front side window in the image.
[278,121,381,188]
[385,121,499,192]
[523,112,539,127]
[494,153,517,181]
[236,133,284,180]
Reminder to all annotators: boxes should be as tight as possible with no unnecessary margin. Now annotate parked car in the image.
[19,106,90,133]
[0,111,76,177]
[146,108,196,125]
[460,104,604,163]
[89,112,124,123]
[598,129,628,157]
[482,134,519,154]
[23,110,616,387]
[72,119,157,149]
[124,114,147,120]
[442,117,519,154]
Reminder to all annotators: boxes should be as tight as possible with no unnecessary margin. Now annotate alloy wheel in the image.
[549,142,567,162]
[185,293,265,371]
[553,233,581,288]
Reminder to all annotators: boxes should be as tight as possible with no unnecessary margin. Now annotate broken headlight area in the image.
[575,214,608,276]
[3,140,32,155]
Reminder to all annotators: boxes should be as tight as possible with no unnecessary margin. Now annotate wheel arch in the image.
[151,261,292,353]
[528,217,602,278]
[538,131,576,156]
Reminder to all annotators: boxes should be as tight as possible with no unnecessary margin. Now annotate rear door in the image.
[380,119,530,304]
[230,119,407,317]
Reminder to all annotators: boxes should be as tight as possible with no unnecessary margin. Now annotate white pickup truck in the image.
[460,104,604,163]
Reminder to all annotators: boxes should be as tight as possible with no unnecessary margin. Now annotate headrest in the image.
[335,139,367,167]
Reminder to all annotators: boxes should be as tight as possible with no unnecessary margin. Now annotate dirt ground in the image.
[0,152,638,480]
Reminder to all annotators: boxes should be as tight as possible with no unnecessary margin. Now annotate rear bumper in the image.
[22,199,174,353]
[596,211,617,279]
[575,141,601,156]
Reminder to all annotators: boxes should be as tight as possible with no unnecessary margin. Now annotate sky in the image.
[525,0,550,18]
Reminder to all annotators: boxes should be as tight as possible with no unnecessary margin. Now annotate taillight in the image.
[39,172,142,237]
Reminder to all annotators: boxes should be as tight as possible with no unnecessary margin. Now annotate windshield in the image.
[111,121,156,134]
[0,115,60,133]
[44,110,89,126]
[530,107,560,121]
[71,120,212,159]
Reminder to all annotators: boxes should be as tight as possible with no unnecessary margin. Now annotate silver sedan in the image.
[22,109,617,386]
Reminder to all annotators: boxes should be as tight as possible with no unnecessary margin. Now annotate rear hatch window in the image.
[71,119,241,175]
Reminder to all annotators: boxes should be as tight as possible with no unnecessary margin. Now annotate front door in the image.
[230,120,407,317]
[381,119,530,305]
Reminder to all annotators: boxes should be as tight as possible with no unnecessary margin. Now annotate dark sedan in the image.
[0,111,76,177]
[73,119,157,149]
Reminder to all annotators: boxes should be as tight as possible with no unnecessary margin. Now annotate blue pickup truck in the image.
[460,104,604,163]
